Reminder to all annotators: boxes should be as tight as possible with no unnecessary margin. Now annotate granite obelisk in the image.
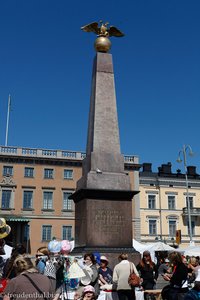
[70,22,140,265]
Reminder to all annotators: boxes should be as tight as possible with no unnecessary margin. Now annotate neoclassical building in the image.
[140,162,200,248]
[0,145,140,255]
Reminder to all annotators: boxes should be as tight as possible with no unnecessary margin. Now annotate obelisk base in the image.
[70,188,140,268]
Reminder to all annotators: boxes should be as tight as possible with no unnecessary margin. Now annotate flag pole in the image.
[5,94,11,147]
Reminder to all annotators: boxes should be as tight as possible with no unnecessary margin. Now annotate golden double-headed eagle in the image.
[81,20,124,38]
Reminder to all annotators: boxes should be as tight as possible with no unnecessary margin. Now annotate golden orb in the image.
[94,36,111,53]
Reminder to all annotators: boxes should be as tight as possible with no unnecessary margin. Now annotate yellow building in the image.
[0,145,140,255]
[140,162,200,248]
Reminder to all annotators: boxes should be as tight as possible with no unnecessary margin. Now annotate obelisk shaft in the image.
[86,53,121,156]
[78,52,131,190]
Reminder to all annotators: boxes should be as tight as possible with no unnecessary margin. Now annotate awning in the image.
[6,217,30,222]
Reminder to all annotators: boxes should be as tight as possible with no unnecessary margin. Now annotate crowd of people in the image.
[0,229,200,300]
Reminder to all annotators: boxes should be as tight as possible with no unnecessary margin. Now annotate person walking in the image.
[112,253,139,300]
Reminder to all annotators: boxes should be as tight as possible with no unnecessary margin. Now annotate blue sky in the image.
[0,0,200,173]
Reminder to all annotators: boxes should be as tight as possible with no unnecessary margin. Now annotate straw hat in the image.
[0,218,11,239]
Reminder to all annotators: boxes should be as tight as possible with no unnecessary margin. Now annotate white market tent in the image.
[132,239,153,253]
[133,239,175,252]
[147,241,176,252]
[183,245,200,257]
[147,242,177,262]
[133,239,177,262]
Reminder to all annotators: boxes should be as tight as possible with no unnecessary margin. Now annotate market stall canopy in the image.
[183,245,200,256]
[147,242,176,252]
[133,239,175,252]
[133,239,178,262]
[133,239,153,253]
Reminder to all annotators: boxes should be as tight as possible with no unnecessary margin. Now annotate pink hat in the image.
[83,285,95,294]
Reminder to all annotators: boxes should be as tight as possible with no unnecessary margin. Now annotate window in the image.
[43,192,53,209]
[169,220,176,236]
[64,169,73,180]
[148,195,156,209]
[168,195,175,210]
[62,226,72,240]
[1,190,11,209]
[186,196,193,209]
[44,169,54,179]
[149,220,157,235]
[42,225,52,241]
[3,166,13,176]
[24,167,34,178]
[63,192,73,210]
[23,191,33,209]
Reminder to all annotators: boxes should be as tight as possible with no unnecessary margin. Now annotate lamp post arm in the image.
[183,145,188,171]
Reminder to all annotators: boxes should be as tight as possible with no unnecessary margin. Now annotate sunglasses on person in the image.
[36,254,43,258]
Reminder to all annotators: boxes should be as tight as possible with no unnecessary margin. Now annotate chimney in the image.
[187,166,196,176]
[158,162,172,174]
[142,163,152,173]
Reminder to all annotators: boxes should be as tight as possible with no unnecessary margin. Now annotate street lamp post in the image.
[177,145,194,246]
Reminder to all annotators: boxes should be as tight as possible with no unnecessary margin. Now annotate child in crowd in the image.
[82,285,96,300]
